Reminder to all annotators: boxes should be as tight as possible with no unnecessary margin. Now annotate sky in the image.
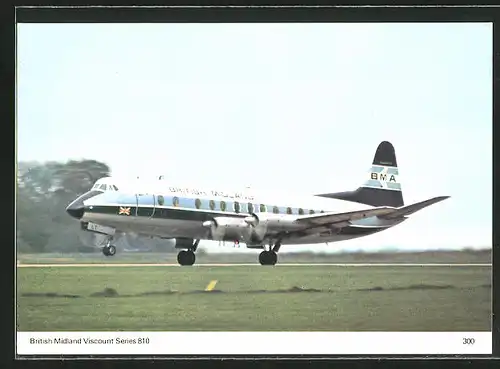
[17,22,492,252]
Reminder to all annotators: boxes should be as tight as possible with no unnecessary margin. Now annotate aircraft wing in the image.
[293,196,449,228]
[378,196,450,220]
[294,207,396,227]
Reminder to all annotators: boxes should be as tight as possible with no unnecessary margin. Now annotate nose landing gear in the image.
[101,237,117,257]
[102,244,117,256]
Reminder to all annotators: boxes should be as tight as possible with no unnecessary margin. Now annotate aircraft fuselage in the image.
[77,188,404,246]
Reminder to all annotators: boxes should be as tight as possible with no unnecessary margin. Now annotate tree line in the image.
[17,159,176,253]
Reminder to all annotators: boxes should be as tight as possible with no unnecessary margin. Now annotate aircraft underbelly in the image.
[133,217,206,238]
[83,212,395,245]
[85,213,206,239]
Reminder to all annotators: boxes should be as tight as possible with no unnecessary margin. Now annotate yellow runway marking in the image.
[205,280,218,291]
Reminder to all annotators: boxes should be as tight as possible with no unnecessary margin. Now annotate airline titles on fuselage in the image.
[168,187,255,201]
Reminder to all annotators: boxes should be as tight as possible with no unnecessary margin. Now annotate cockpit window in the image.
[92,182,119,191]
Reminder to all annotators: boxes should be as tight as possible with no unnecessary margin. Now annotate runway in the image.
[16,263,492,268]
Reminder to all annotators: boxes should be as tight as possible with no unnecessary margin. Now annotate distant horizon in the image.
[193,242,493,253]
[17,244,492,255]
[115,238,493,253]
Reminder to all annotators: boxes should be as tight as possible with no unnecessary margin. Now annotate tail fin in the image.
[316,141,405,207]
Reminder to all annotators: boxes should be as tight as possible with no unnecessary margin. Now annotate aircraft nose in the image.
[65,190,101,220]
[66,202,85,219]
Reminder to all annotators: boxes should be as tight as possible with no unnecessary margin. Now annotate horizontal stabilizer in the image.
[379,196,450,220]
[296,207,396,227]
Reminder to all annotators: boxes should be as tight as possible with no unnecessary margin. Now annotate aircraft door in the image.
[135,193,156,218]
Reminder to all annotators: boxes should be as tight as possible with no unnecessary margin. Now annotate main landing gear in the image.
[177,239,200,266]
[259,241,281,266]
[101,237,117,257]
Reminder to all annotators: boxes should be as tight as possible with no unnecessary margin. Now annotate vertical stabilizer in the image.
[315,141,404,207]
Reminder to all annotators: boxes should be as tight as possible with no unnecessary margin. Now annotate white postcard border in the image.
[17,331,492,356]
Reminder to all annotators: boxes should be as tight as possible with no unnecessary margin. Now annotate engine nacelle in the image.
[202,213,305,244]
[202,217,254,242]
[243,213,304,233]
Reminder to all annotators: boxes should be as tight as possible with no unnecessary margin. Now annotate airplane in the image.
[65,141,449,266]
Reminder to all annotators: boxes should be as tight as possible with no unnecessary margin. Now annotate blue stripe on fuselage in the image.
[87,191,327,216]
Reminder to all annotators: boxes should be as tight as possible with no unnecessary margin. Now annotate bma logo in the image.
[371,172,397,182]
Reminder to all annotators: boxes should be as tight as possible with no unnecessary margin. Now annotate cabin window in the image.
[209,200,215,211]
[273,206,279,214]
[320,210,325,213]
[234,202,240,213]
[195,198,202,209]
[173,197,179,207]
[309,209,315,215]
[248,203,254,214]
[298,208,304,215]
[220,201,226,211]
[260,204,266,212]
[286,207,292,215]
[158,195,165,206]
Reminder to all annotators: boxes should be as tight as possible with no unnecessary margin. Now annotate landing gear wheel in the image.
[177,250,196,266]
[259,250,277,266]
[102,245,116,257]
